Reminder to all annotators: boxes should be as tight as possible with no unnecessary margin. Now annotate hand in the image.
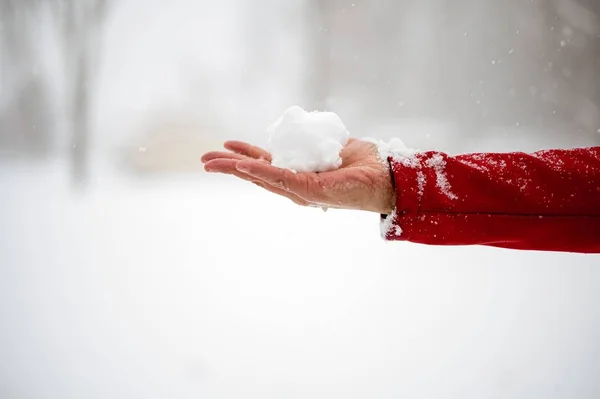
[201,139,395,214]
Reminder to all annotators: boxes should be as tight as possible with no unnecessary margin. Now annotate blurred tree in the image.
[50,0,110,187]
[0,0,111,185]
[549,0,600,139]
[310,0,599,147]
[307,0,332,111]
[0,0,52,158]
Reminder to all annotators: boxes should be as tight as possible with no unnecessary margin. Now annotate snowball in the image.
[266,106,350,173]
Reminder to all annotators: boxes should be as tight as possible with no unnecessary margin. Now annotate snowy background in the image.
[1,1,600,398]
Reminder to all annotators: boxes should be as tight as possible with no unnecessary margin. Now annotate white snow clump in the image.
[267,106,350,173]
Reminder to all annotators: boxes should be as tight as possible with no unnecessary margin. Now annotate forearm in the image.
[383,147,600,253]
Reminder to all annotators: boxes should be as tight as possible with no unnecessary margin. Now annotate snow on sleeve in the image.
[364,137,419,167]
[424,153,458,200]
[365,137,457,201]
[380,211,402,239]
[365,137,462,240]
[266,106,350,173]
[364,138,417,239]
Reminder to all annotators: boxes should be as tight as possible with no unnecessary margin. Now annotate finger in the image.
[204,159,309,205]
[204,158,241,173]
[224,141,272,162]
[235,160,318,200]
[252,181,310,207]
[201,151,247,163]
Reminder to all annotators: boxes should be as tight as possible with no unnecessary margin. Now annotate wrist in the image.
[371,160,396,215]
[383,157,396,214]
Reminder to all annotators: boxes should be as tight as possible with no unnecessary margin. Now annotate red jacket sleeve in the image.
[383,146,600,253]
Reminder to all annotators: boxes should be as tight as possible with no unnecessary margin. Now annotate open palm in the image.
[201,139,395,214]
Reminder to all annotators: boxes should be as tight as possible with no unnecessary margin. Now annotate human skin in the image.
[201,139,395,214]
